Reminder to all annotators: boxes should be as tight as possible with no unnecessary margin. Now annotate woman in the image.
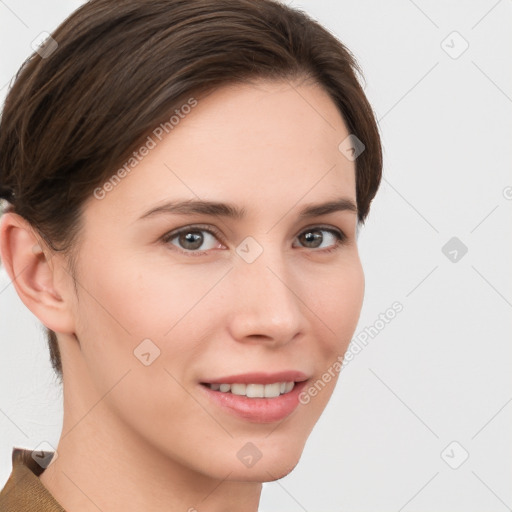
[0,0,382,510]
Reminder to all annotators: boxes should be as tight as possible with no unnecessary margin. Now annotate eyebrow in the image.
[138,197,357,221]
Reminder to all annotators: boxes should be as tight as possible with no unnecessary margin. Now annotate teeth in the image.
[207,381,295,398]
[231,383,248,396]
[284,381,294,393]
[262,383,280,398]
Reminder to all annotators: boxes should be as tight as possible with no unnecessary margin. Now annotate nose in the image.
[226,245,305,347]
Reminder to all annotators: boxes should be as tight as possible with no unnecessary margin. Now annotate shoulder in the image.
[0,447,64,511]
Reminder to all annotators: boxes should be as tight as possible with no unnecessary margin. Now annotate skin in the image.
[0,78,364,512]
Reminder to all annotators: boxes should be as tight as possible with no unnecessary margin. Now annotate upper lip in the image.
[201,371,309,385]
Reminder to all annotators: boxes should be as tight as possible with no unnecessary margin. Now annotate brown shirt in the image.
[0,447,65,511]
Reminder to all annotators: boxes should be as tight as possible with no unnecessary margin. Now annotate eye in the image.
[294,226,346,252]
[161,225,225,256]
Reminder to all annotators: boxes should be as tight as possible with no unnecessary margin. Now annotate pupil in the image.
[303,230,321,248]
[181,231,203,250]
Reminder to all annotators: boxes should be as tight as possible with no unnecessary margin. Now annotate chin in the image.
[226,450,302,483]
[265,458,300,481]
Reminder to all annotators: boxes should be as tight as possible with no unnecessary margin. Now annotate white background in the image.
[1,1,511,510]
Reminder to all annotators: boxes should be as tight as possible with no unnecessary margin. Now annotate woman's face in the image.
[63,79,364,481]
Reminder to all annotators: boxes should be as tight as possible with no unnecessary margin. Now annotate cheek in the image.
[76,252,201,335]
[336,263,365,335]
[296,261,364,416]
[312,258,365,348]
[73,253,226,377]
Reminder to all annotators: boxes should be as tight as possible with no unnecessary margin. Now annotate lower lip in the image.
[199,380,309,423]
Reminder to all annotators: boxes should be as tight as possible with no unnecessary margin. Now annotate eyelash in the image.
[161,224,347,257]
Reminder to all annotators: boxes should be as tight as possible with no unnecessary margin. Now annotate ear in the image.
[0,212,76,335]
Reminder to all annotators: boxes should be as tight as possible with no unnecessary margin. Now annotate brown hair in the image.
[0,0,382,383]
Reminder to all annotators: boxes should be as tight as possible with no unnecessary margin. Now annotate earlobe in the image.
[0,212,75,334]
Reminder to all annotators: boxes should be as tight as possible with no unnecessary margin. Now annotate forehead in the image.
[84,79,356,223]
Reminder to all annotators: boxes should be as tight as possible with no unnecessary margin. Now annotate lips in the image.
[199,371,308,423]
